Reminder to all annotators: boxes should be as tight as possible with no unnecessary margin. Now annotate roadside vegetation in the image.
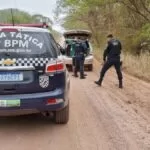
[0,9,52,26]
[123,53,150,81]
[55,0,150,81]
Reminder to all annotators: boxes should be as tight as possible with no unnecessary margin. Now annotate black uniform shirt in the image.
[103,39,122,61]
[74,42,86,57]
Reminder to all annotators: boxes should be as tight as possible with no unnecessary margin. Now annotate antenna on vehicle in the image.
[10,8,15,26]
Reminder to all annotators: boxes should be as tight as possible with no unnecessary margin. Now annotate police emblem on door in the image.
[39,75,49,88]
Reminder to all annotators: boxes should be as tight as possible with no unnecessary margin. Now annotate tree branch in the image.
[139,0,150,14]
[117,0,150,22]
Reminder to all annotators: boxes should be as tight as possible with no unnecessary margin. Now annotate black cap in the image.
[107,34,113,38]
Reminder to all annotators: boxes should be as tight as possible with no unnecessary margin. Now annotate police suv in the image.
[0,24,70,124]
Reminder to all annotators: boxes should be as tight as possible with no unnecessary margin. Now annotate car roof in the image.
[0,26,50,33]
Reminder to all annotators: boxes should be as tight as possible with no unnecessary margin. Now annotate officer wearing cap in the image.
[95,34,123,88]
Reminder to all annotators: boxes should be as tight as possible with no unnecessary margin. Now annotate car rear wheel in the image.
[54,103,69,124]
[88,64,93,71]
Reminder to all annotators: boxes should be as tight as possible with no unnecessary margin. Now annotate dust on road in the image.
[0,61,149,150]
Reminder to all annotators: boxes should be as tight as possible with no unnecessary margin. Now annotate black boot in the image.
[80,73,86,79]
[72,67,78,77]
[74,71,78,77]
[119,80,123,89]
[80,70,86,79]
[80,76,86,79]
[94,79,102,86]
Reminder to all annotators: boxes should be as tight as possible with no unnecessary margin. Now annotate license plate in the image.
[0,100,20,107]
[0,72,23,81]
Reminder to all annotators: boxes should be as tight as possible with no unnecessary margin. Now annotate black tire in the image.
[88,64,93,71]
[54,103,69,124]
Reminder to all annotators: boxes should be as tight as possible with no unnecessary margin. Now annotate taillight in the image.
[46,61,65,73]
[46,98,63,105]
[47,98,56,104]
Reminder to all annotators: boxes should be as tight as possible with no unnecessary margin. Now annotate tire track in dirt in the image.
[0,60,149,150]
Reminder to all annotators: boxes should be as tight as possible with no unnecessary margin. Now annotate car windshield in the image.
[0,31,58,58]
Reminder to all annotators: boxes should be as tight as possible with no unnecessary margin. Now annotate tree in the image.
[116,0,150,22]
[0,9,53,26]
[55,0,120,47]
[0,9,36,23]
[55,0,150,53]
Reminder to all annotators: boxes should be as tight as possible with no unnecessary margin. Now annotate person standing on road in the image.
[94,34,123,88]
[74,40,87,79]
[71,40,77,76]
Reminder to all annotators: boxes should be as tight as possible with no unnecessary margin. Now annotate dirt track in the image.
[0,60,149,150]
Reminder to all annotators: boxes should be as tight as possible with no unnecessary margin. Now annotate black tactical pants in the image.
[75,56,84,77]
[72,56,76,66]
[99,59,123,82]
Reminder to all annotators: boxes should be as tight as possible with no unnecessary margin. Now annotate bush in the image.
[123,53,150,81]
[133,23,150,54]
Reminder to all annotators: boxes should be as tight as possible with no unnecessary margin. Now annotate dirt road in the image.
[0,61,149,150]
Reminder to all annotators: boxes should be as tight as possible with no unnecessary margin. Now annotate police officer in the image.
[95,34,123,88]
[74,40,87,79]
[71,40,77,76]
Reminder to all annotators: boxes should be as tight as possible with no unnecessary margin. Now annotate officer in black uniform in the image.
[74,40,87,79]
[95,34,123,88]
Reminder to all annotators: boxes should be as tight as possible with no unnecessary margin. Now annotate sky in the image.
[0,0,64,32]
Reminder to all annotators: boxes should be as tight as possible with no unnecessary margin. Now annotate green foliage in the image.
[56,0,150,54]
[0,8,56,33]
[0,8,61,39]
[0,9,36,23]
[133,23,150,47]
[137,24,150,41]
[0,9,52,25]
[131,23,150,53]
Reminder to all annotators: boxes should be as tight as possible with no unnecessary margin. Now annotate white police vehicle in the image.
[62,30,94,71]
